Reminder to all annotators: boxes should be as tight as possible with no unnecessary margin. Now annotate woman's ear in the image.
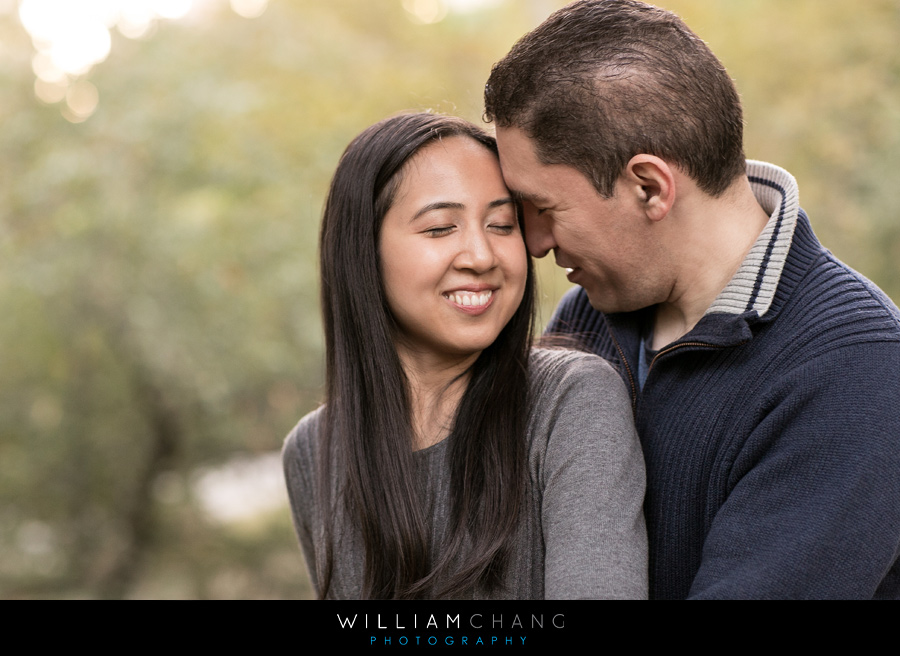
[623,154,675,222]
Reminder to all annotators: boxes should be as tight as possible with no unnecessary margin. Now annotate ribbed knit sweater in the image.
[548,161,900,599]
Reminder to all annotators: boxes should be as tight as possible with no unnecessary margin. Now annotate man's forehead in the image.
[495,127,549,199]
[495,125,536,157]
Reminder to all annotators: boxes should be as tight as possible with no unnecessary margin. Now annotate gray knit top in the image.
[282,348,648,599]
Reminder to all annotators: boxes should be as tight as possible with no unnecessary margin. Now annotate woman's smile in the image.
[442,287,495,313]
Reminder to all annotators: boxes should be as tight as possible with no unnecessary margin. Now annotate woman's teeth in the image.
[445,290,492,306]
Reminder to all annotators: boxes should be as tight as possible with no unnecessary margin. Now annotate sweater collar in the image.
[705,160,800,319]
[608,161,809,353]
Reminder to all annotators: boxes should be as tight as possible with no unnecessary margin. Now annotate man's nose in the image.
[522,203,556,258]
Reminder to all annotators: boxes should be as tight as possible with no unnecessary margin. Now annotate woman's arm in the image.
[532,350,648,599]
[282,411,323,595]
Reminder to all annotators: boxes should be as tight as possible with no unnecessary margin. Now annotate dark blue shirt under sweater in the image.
[547,161,900,599]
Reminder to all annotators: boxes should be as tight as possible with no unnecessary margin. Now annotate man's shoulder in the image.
[776,248,900,349]
[822,251,900,323]
[547,285,608,333]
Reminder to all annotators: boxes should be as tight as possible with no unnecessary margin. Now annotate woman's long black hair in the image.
[317,112,535,599]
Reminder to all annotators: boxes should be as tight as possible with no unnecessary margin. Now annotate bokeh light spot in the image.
[118,0,156,38]
[32,51,66,83]
[230,0,267,20]
[34,77,68,104]
[153,0,193,20]
[403,0,448,24]
[20,0,113,74]
[444,0,503,12]
[49,18,112,75]
[64,79,100,122]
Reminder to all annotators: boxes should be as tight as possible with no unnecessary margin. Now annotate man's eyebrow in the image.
[509,189,550,205]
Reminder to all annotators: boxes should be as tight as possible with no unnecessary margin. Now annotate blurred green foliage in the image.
[0,0,897,598]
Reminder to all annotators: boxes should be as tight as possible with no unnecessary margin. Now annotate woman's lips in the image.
[443,289,494,314]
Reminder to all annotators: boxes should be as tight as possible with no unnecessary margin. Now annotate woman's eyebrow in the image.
[489,197,514,209]
[411,201,464,222]
[411,197,513,222]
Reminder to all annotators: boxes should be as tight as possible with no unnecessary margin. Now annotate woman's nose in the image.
[455,227,498,272]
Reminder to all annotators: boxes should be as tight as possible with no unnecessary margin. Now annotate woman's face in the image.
[379,136,527,368]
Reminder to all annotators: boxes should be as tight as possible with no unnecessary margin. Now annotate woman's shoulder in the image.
[526,347,634,437]
[282,405,327,514]
[282,405,325,466]
[528,346,623,393]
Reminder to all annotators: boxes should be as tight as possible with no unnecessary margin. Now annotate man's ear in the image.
[622,155,675,222]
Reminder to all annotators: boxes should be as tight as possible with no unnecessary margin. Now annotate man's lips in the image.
[554,251,577,278]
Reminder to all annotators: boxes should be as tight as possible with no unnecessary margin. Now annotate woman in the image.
[282,112,647,599]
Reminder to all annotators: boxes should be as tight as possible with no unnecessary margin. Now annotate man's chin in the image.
[584,288,645,315]
[584,288,615,313]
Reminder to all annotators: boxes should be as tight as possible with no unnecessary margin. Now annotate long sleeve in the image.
[688,343,900,599]
[529,350,648,599]
[282,409,324,595]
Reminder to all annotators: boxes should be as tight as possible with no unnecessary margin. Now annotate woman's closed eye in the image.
[424,225,456,237]
[488,223,517,235]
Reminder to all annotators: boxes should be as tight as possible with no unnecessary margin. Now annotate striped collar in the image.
[705,160,800,318]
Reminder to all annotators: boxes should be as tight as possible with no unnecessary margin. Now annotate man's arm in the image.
[689,343,900,599]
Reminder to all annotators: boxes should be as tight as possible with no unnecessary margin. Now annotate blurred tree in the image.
[673,0,900,299]
[0,0,567,599]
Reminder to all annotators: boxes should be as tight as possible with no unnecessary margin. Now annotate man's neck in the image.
[651,177,771,350]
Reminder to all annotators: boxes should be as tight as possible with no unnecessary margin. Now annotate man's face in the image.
[495,126,666,314]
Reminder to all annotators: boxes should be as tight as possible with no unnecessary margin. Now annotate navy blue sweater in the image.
[548,161,900,599]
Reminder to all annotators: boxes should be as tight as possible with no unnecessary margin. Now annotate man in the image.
[485,0,900,599]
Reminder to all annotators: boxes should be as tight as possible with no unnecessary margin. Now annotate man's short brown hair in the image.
[484,0,746,197]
